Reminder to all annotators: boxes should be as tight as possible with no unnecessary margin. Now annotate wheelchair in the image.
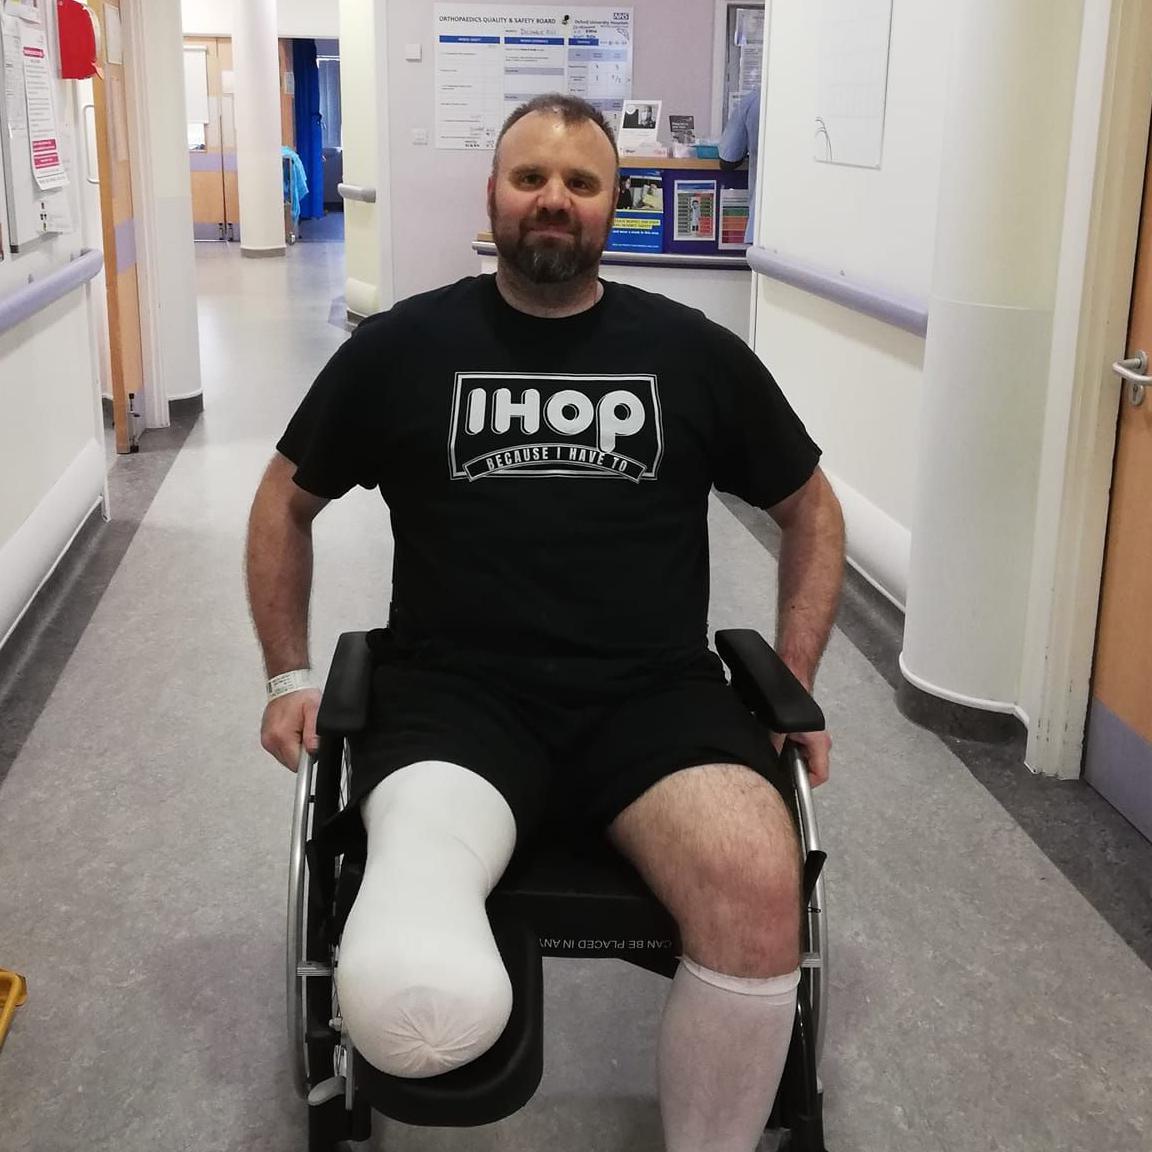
[287,628,829,1151]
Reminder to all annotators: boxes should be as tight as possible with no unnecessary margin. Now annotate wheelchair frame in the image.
[287,629,829,1151]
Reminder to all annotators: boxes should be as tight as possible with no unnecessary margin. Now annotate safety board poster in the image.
[435,5,632,150]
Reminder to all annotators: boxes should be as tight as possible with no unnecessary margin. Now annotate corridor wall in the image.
[180,0,339,39]
[750,0,950,609]
[0,5,105,650]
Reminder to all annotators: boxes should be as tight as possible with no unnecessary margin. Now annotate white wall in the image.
[752,0,953,602]
[180,0,339,38]
[384,0,717,302]
[0,8,106,649]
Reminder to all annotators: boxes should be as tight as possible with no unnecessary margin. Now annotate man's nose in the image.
[537,176,571,212]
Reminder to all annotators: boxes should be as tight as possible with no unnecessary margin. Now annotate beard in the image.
[489,195,611,284]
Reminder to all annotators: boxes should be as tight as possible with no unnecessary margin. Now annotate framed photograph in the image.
[618,99,662,151]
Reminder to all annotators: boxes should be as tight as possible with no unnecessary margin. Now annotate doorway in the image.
[185,37,239,242]
[1083,122,1152,842]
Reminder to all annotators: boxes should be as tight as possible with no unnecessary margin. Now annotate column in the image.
[233,0,284,256]
[124,0,202,410]
[899,0,1085,713]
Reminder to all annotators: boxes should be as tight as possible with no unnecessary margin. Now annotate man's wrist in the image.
[266,668,314,702]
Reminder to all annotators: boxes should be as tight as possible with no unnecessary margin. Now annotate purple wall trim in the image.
[746,246,930,337]
[1084,699,1152,841]
[188,151,237,172]
[114,219,137,275]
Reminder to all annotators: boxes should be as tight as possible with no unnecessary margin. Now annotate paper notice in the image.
[40,188,74,233]
[2,13,27,131]
[19,21,68,189]
[104,4,123,65]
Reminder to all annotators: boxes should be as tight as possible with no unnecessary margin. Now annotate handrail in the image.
[746,245,929,337]
[338,183,376,204]
[0,249,104,339]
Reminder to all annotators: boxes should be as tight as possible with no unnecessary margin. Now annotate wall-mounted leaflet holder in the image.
[1,1,72,253]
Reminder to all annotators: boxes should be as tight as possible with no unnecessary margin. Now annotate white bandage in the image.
[266,669,313,702]
[335,761,518,1078]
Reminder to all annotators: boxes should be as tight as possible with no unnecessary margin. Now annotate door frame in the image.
[1024,0,1152,779]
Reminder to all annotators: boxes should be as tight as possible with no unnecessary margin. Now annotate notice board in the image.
[435,4,633,149]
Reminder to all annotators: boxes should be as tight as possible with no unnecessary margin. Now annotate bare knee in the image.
[680,839,802,977]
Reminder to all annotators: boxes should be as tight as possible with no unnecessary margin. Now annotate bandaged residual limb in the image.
[0,968,28,1051]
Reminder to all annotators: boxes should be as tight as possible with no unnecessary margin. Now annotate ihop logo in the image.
[449,373,664,481]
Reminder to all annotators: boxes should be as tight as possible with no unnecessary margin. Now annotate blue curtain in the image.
[292,39,324,219]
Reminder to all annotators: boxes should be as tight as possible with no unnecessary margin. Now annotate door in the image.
[186,37,240,241]
[1084,128,1152,840]
[89,0,144,454]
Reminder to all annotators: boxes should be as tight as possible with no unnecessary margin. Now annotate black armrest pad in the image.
[715,629,825,734]
[316,631,375,735]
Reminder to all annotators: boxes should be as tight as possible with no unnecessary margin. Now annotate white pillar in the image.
[339,0,394,317]
[122,0,202,410]
[232,0,284,256]
[899,0,1084,714]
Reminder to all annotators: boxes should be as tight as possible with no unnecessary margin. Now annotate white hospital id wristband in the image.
[267,669,314,702]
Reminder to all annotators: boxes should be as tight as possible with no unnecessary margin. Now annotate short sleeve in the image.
[709,328,821,509]
[718,102,749,163]
[276,327,382,499]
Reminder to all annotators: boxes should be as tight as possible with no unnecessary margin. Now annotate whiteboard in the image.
[814,0,893,169]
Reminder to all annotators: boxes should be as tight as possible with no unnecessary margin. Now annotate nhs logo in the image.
[448,373,664,482]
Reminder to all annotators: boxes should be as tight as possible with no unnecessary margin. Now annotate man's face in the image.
[488,112,618,284]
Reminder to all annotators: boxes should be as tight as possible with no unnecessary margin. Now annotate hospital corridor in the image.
[0,225,1148,1152]
[3,2,1152,1151]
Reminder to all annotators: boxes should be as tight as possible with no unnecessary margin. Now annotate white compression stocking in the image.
[335,761,518,1078]
[658,958,800,1152]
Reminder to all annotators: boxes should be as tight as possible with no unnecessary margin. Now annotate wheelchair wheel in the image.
[764,743,829,1152]
[288,736,372,1149]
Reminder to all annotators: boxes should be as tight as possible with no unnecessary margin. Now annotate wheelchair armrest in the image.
[715,629,825,734]
[316,631,375,735]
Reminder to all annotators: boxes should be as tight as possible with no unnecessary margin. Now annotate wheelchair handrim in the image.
[287,747,315,1100]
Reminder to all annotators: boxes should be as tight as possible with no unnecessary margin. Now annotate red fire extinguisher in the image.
[57,0,100,81]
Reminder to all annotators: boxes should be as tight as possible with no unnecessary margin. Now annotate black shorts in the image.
[345,635,789,845]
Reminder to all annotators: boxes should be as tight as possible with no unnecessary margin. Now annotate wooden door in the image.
[89,0,143,454]
[1084,128,1152,840]
[218,38,241,242]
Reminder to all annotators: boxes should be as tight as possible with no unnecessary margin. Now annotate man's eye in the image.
[517,173,543,187]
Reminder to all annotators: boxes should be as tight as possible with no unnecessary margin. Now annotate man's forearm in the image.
[774,485,845,691]
[246,494,315,678]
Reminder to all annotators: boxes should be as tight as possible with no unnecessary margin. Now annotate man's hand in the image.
[772,729,831,788]
[261,688,322,771]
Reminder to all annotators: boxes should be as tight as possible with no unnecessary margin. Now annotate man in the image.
[247,94,844,1152]
[719,85,761,245]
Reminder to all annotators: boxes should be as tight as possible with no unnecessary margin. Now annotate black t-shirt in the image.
[277,275,820,685]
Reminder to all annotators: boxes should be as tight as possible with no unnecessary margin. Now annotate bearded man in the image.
[246,93,844,1152]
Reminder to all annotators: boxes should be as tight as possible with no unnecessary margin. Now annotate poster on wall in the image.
[434,4,632,150]
[673,179,716,243]
[19,20,67,190]
[607,167,663,253]
[814,0,893,168]
[718,186,749,249]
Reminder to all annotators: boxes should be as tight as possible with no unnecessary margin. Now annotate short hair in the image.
[492,93,619,174]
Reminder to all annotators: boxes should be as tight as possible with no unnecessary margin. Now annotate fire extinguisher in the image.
[57,0,100,81]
